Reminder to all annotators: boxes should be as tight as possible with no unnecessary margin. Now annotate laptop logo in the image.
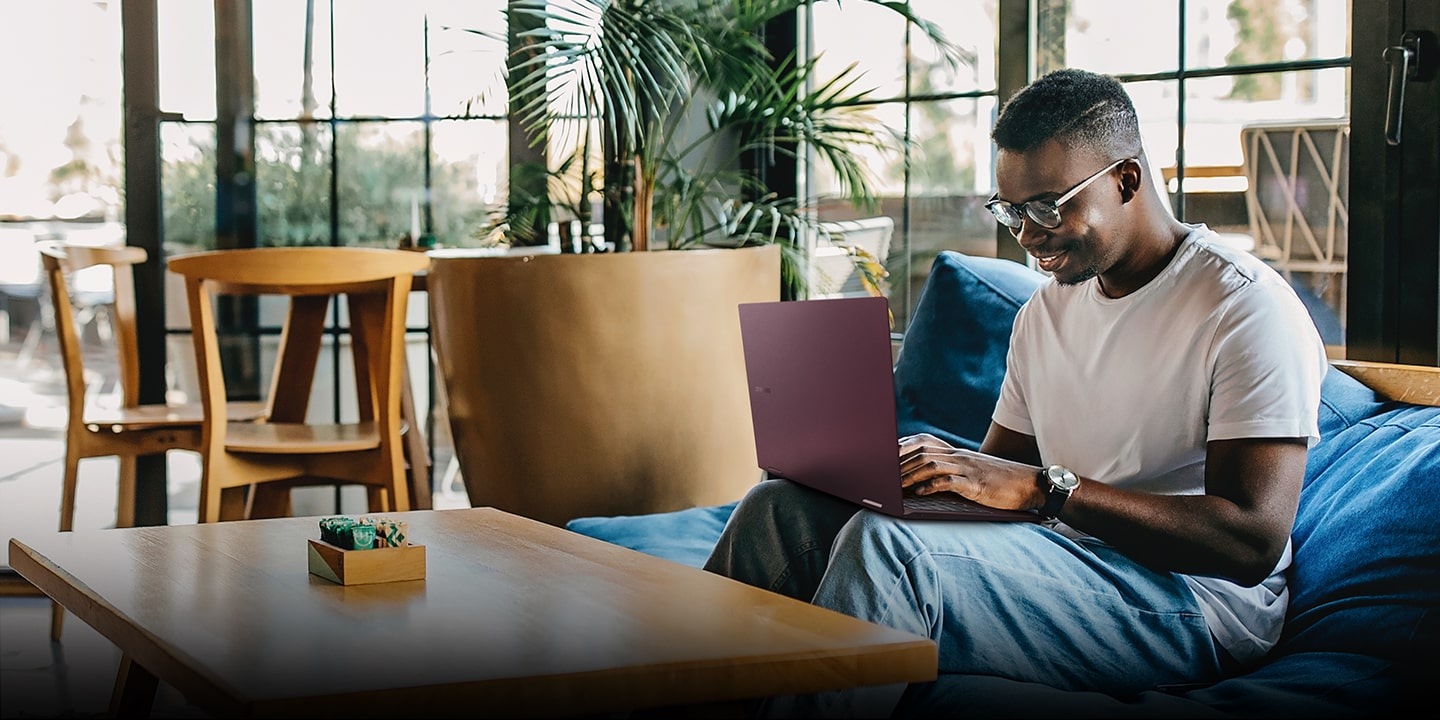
[861,498,884,509]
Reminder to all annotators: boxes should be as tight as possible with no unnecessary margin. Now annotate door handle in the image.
[1383,41,1414,146]
[1384,31,1437,147]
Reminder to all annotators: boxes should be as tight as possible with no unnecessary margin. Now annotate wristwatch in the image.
[1039,464,1080,520]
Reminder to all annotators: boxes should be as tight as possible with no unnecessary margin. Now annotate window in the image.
[155,0,513,514]
[806,0,1352,349]
[807,0,1000,330]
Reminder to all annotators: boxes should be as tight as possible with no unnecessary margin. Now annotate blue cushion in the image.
[1184,651,1399,716]
[893,252,1044,450]
[1283,366,1440,660]
[566,502,738,568]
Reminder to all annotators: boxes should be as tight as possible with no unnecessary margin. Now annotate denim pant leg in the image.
[806,512,1225,715]
[703,478,859,601]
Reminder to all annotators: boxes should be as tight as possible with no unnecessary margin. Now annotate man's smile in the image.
[1034,250,1067,273]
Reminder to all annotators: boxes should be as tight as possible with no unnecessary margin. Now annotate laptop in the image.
[737,295,1039,522]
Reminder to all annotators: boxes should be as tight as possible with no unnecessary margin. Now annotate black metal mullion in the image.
[995,0,1030,264]
[423,14,435,239]
[1175,0,1188,222]
[901,15,914,325]
[325,0,346,512]
[422,12,437,489]
[747,8,799,204]
[214,0,261,414]
[121,0,170,526]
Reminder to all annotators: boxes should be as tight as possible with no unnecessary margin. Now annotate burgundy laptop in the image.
[737,296,1038,522]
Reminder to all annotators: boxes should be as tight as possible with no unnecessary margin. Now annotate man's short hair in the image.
[992,69,1141,159]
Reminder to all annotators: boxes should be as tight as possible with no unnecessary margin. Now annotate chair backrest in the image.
[38,242,147,417]
[167,247,430,442]
[809,216,895,299]
[1241,121,1349,271]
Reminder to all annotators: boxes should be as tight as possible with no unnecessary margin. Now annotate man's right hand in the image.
[898,432,1046,512]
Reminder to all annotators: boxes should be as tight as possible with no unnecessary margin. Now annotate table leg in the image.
[110,654,158,719]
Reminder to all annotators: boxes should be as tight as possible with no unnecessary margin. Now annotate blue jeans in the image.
[703,479,1227,716]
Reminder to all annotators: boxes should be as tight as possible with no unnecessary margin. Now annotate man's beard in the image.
[1054,264,1099,286]
[1050,240,1099,286]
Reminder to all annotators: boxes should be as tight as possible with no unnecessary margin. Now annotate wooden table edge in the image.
[7,538,246,717]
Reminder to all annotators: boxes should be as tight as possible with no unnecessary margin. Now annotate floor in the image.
[0,300,469,718]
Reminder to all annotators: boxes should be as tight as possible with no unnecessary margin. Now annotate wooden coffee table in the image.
[8,508,936,717]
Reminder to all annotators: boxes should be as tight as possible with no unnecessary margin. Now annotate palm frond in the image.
[475,0,967,267]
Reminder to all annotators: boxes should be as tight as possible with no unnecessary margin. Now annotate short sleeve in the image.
[1206,280,1327,444]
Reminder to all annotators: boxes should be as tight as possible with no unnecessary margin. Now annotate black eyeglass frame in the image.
[985,157,1134,236]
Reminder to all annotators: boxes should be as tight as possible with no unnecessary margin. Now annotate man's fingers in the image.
[900,454,966,488]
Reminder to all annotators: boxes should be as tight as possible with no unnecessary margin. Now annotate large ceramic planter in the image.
[428,244,780,526]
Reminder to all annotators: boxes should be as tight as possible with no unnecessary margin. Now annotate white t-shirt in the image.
[992,224,1328,665]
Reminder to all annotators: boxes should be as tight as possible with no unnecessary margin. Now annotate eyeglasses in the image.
[985,157,1131,236]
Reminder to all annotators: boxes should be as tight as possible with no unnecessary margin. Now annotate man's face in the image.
[993,140,1126,286]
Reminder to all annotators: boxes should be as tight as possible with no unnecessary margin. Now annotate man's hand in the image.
[897,433,1042,512]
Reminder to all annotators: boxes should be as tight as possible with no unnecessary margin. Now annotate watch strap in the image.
[1040,466,1076,520]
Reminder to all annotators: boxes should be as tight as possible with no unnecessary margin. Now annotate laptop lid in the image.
[738,296,1041,523]
[737,296,906,513]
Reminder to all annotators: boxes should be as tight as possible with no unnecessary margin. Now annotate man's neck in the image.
[1096,214,1190,299]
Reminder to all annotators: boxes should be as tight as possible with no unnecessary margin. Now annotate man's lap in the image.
[710,479,1225,697]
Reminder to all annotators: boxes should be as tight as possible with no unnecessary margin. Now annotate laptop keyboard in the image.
[902,494,1001,515]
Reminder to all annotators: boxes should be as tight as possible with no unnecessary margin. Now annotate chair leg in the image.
[59,449,80,533]
[115,455,137,529]
[247,484,291,519]
[386,451,410,513]
[365,486,387,513]
[400,376,432,510]
[220,486,249,521]
[52,447,80,642]
[198,469,224,524]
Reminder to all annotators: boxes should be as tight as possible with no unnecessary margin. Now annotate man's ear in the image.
[1117,158,1143,204]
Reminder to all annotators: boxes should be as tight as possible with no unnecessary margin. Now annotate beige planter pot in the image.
[428,244,780,526]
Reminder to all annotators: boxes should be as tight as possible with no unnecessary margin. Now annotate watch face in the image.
[1047,465,1079,491]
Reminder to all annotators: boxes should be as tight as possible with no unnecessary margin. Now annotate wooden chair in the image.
[1241,121,1350,339]
[38,242,265,641]
[809,216,894,300]
[167,247,430,524]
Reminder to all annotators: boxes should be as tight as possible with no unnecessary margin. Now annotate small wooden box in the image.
[307,539,426,585]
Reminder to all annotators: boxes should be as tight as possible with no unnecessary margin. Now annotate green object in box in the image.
[350,524,376,551]
[320,517,358,548]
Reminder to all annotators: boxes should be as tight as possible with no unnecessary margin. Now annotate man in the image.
[704,68,1328,715]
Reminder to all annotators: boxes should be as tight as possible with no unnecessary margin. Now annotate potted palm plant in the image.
[429,0,960,526]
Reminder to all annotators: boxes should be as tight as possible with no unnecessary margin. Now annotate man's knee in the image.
[733,478,854,529]
[741,476,810,506]
[829,511,927,570]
